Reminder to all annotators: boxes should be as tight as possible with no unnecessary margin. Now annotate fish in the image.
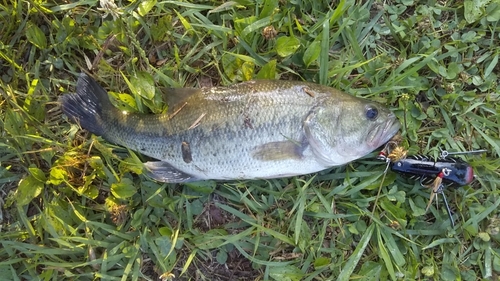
[60,73,400,183]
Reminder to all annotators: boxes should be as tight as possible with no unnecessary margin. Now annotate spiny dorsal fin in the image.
[161,87,202,111]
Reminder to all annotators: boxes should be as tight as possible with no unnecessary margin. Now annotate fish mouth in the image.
[369,114,401,148]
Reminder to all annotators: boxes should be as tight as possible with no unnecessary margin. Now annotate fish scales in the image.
[61,73,400,182]
[100,81,330,178]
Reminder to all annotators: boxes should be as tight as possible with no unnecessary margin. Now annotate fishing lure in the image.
[377,142,485,227]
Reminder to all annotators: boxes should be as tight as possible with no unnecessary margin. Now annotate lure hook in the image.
[440,148,488,159]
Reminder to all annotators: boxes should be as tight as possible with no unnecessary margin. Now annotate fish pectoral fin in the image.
[144,161,199,183]
[252,140,305,161]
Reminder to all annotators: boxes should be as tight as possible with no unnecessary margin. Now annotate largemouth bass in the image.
[61,73,400,183]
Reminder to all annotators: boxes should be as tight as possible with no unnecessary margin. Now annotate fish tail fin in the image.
[60,73,115,136]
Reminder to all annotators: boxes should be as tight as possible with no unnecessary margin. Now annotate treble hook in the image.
[422,168,455,227]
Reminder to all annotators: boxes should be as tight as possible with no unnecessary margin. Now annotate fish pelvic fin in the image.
[144,161,199,183]
[60,73,115,136]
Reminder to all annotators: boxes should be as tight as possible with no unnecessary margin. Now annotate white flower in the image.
[98,0,123,20]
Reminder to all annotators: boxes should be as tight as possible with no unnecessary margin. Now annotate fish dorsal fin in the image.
[162,87,202,110]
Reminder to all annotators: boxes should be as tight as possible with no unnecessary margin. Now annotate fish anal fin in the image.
[252,140,305,162]
[144,161,199,183]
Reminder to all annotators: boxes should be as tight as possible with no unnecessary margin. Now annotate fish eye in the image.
[365,106,378,120]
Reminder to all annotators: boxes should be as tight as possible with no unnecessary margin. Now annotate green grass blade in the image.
[337,223,374,281]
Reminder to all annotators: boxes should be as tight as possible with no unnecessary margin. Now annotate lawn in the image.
[1,0,500,280]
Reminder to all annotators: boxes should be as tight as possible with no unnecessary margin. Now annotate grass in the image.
[1,0,500,280]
